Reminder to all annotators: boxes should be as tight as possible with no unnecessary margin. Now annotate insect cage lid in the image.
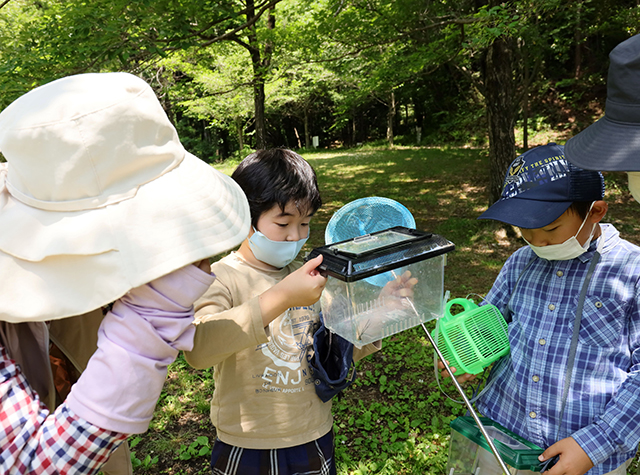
[306,226,455,283]
[450,416,544,471]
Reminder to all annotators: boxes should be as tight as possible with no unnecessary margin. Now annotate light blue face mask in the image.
[248,227,309,268]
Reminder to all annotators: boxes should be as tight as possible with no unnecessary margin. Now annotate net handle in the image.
[396,281,512,473]
[444,297,477,318]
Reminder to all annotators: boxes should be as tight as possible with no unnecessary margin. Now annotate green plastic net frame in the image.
[432,298,510,375]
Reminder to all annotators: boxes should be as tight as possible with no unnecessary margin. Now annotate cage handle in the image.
[444,297,477,317]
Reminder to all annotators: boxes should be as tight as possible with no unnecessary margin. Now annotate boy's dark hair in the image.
[231,148,322,227]
[567,201,594,220]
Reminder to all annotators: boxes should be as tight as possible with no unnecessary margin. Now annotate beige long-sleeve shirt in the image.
[185,252,378,449]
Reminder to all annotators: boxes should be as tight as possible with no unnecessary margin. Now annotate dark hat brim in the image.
[478,197,572,229]
[565,114,640,171]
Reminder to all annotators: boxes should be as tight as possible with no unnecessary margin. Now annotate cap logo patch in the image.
[502,155,568,199]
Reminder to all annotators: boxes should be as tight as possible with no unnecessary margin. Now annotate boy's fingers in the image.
[439,368,457,379]
[539,442,561,461]
[302,254,324,275]
[195,259,211,272]
[304,255,327,284]
[305,254,323,269]
[440,365,457,374]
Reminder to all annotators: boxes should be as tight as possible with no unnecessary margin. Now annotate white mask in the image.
[523,203,596,261]
[248,227,308,268]
[627,172,640,203]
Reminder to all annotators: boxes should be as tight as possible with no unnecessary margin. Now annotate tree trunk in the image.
[352,115,357,145]
[245,0,275,150]
[484,36,516,204]
[304,109,310,149]
[387,90,395,147]
[413,95,424,145]
[522,55,529,151]
[236,116,244,152]
[252,77,266,149]
[574,2,583,79]
[294,127,302,148]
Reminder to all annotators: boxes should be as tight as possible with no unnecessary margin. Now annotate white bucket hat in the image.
[0,72,250,323]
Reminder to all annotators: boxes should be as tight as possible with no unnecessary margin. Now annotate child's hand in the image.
[436,358,477,384]
[380,270,418,300]
[538,437,593,475]
[280,255,328,307]
[194,258,211,273]
[259,255,328,327]
[377,270,419,311]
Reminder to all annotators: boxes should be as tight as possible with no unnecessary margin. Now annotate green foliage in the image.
[176,436,212,461]
[148,353,216,432]
[129,436,159,470]
[3,0,639,154]
[0,0,284,104]
[331,327,468,473]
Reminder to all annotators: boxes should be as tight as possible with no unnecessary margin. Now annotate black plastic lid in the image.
[305,226,455,282]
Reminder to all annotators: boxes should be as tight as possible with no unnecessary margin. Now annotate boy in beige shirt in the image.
[186,149,402,474]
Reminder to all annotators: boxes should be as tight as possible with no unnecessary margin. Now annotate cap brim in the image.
[0,153,250,322]
[478,198,571,229]
[565,115,640,171]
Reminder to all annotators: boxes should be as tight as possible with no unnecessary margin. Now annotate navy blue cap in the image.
[478,143,605,228]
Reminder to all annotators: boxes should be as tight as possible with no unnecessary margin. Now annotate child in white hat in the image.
[0,72,251,474]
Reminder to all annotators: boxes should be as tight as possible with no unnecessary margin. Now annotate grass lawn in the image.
[129,146,640,474]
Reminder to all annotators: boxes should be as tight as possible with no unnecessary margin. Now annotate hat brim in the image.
[0,153,250,323]
[565,115,640,171]
[478,197,571,229]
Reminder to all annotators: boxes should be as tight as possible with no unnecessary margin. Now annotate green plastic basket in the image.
[432,298,509,375]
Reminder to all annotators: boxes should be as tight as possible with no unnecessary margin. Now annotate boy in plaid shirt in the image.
[446,143,640,475]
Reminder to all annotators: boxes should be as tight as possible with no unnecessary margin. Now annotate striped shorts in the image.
[210,430,336,475]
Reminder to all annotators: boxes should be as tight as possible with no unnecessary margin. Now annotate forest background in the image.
[1,0,640,473]
[0,0,639,199]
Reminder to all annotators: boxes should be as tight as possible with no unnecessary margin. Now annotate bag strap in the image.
[504,255,538,322]
[540,239,603,473]
[555,237,603,441]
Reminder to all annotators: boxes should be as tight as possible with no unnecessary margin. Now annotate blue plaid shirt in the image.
[477,224,640,475]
